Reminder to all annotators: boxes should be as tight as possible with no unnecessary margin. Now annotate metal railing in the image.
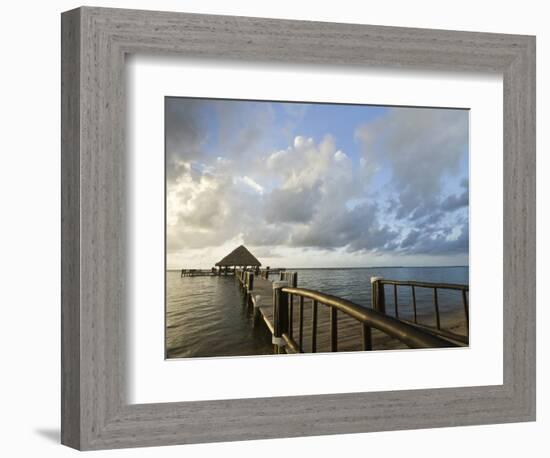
[257,267,286,279]
[275,286,458,353]
[371,277,469,339]
[235,270,465,353]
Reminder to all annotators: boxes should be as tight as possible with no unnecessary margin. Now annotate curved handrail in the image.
[281,287,456,349]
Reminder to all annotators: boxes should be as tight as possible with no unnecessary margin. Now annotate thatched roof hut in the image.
[215,245,261,267]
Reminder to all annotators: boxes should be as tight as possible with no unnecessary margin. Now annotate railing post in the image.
[370,276,386,314]
[311,300,318,352]
[248,272,254,292]
[288,272,297,339]
[411,285,417,323]
[330,307,338,352]
[272,281,289,353]
[462,290,469,337]
[393,284,399,318]
[433,288,441,330]
[298,296,304,351]
[362,323,372,351]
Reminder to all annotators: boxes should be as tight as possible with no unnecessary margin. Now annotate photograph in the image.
[165,97,470,358]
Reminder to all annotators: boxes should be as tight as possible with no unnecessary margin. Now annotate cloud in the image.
[403,220,469,255]
[400,229,421,249]
[216,101,274,158]
[441,178,469,212]
[166,99,469,267]
[264,183,321,224]
[167,134,365,253]
[165,98,276,181]
[235,176,264,195]
[356,107,469,220]
[165,99,208,181]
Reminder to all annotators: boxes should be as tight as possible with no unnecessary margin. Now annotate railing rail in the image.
[257,267,286,279]
[277,286,457,352]
[374,279,469,291]
[371,277,469,337]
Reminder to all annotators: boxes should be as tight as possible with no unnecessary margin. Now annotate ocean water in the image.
[166,267,468,358]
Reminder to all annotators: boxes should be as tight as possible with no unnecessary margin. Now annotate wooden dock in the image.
[236,270,468,354]
[181,267,287,278]
[180,269,216,277]
[178,243,468,353]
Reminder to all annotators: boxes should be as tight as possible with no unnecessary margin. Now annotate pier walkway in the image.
[236,269,468,354]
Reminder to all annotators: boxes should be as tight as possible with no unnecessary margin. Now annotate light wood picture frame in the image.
[61,6,535,450]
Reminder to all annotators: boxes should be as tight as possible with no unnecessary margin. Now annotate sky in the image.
[165,97,469,269]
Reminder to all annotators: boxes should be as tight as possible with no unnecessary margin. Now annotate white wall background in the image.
[0,1,546,456]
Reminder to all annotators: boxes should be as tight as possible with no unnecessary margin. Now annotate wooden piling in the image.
[248,272,254,291]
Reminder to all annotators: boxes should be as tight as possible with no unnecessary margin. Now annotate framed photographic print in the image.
[164,96,470,358]
[61,6,535,450]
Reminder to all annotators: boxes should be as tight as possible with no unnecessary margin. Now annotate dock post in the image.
[248,272,254,292]
[272,281,289,353]
[370,277,386,314]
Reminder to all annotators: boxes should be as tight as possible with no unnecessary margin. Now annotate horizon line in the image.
[167,265,469,271]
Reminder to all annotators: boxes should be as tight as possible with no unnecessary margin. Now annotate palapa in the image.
[215,245,261,267]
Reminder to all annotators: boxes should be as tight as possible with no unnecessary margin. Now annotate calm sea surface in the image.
[166,267,468,358]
